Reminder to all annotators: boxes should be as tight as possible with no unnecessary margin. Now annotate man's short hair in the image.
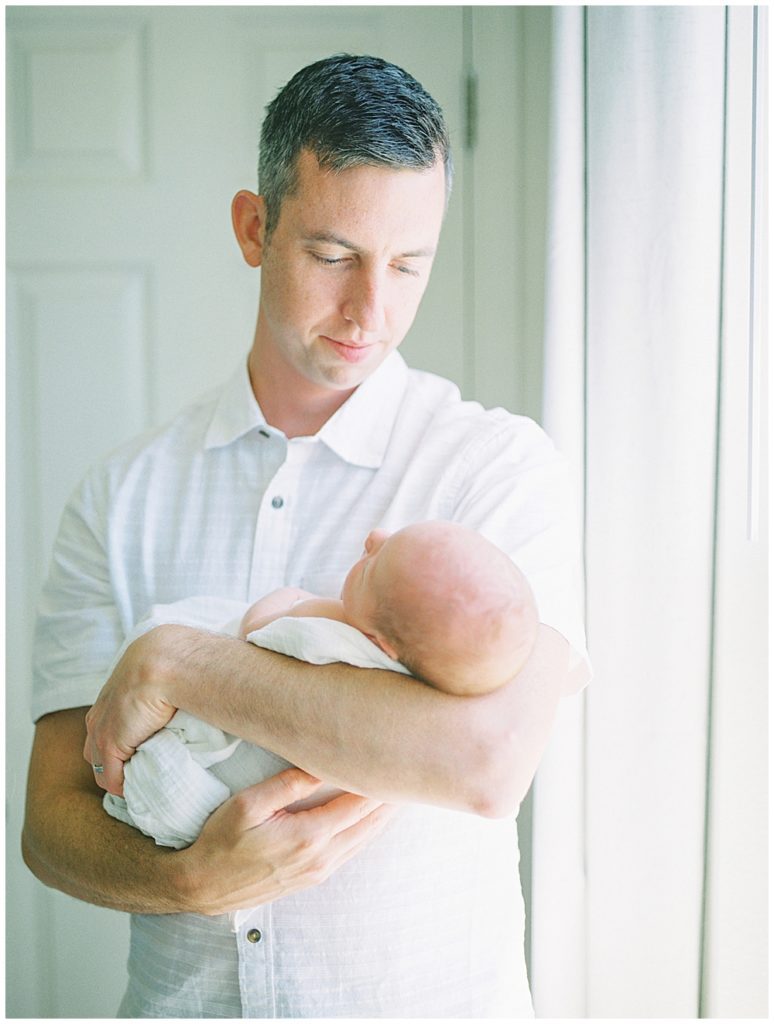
[258,53,453,237]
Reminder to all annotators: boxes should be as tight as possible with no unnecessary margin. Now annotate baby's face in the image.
[340,528,393,632]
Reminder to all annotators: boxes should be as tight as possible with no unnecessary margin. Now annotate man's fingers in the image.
[304,802,397,878]
[97,756,127,797]
[301,791,389,838]
[226,773,388,845]
[232,767,323,824]
[82,734,127,796]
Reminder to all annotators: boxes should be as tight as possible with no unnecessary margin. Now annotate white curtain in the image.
[531,6,767,1018]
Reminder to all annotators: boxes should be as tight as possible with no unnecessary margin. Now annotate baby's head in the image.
[341,521,538,696]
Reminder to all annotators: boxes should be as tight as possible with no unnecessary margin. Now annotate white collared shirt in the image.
[33,351,588,1018]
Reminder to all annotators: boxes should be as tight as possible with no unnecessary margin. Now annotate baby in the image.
[239,520,539,696]
[103,521,540,919]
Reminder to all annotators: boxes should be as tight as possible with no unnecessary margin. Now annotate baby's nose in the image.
[365,528,390,553]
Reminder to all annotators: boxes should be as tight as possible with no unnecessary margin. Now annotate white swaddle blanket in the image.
[102,597,409,929]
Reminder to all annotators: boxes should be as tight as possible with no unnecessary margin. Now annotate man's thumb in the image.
[237,767,322,823]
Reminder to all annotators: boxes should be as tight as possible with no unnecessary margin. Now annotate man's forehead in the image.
[271,152,446,254]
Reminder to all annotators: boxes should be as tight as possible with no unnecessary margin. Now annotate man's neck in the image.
[247,350,354,439]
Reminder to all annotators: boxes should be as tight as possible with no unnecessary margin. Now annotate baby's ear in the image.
[368,632,399,661]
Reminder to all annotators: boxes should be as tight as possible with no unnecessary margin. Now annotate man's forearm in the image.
[29,708,397,914]
[23,710,190,914]
[133,623,570,816]
[23,789,189,913]
[162,628,472,806]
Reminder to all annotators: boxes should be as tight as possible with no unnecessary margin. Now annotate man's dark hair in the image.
[258,53,453,237]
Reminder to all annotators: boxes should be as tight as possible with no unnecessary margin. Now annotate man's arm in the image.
[85,623,570,818]
[24,707,395,914]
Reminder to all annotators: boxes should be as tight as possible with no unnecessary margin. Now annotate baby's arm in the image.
[283,597,348,623]
[240,591,353,638]
[239,587,316,638]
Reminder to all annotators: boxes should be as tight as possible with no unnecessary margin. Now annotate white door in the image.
[7,6,472,1017]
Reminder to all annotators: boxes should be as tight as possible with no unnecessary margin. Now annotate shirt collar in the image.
[203,358,268,450]
[204,352,408,469]
[316,351,407,468]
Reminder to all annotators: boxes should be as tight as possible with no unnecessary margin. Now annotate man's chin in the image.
[315,356,384,391]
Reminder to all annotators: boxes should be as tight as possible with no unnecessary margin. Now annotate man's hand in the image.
[25,709,397,915]
[83,626,180,796]
[178,768,396,914]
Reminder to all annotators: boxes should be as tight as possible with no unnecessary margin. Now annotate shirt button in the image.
[271,496,284,509]
[246,928,262,944]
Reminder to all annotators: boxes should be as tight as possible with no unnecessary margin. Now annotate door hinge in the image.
[464,68,478,151]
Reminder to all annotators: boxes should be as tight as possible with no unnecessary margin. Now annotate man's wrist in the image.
[139,623,207,709]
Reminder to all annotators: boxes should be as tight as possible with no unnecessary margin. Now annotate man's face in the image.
[254,149,447,396]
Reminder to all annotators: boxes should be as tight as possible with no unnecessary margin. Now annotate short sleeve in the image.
[31,468,124,721]
[446,415,591,686]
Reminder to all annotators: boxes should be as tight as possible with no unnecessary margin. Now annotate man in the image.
[24,54,588,1017]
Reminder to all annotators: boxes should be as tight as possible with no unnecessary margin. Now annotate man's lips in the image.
[322,337,377,363]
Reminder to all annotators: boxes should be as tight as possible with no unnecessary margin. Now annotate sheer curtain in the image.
[531,7,767,1017]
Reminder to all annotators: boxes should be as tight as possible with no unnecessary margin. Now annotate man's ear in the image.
[231,190,267,267]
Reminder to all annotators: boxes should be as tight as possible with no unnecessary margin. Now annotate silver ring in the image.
[92,764,105,774]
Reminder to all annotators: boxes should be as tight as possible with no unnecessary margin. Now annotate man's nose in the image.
[342,270,386,334]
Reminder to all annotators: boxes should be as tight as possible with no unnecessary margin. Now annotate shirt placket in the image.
[247,436,314,597]
[236,904,276,1017]
[239,440,317,1016]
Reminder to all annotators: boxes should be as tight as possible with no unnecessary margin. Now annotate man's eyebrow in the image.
[304,231,362,252]
[399,246,436,260]
[303,231,435,260]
